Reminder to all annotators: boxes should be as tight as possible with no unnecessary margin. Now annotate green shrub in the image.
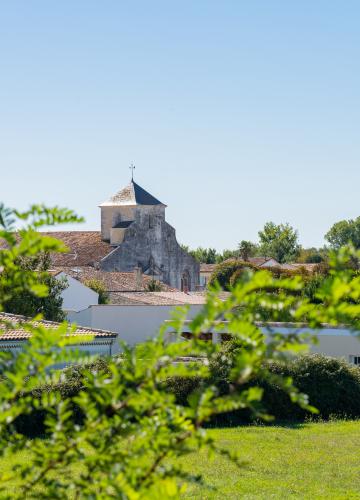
[83,278,109,304]
[263,355,360,420]
[209,341,360,422]
[17,352,360,436]
[145,279,163,291]
[209,260,255,290]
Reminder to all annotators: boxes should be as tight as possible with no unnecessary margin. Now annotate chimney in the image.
[134,266,143,290]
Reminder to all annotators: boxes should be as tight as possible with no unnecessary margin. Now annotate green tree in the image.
[0,203,359,497]
[238,240,258,261]
[297,247,326,264]
[258,222,300,263]
[189,247,219,263]
[325,217,360,249]
[84,278,110,304]
[0,251,67,321]
[218,249,239,262]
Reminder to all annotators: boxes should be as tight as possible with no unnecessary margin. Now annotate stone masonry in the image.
[99,180,199,291]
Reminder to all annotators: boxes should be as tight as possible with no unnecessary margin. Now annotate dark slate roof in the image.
[113,221,134,229]
[100,181,165,207]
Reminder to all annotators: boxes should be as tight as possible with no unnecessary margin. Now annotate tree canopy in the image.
[258,222,300,263]
[238,240,258,261]
[0,250,67,321]
[325,217,360,249]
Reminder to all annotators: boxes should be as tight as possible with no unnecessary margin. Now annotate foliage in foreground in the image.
[1,422,359,498]
[0,204,360,498]
[0,249,68,322]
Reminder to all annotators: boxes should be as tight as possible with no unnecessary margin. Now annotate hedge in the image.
[11,353,360,436]
[165,354,360,424]
[208,260,256,290]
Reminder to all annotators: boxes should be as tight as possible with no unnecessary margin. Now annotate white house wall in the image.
[66,306,360,362]
[67,304,204,352]
[58,273,99,312]
[0,340,116,369]
[261,326,360,362]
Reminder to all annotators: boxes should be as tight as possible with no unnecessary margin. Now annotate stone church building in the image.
[98,180,199,290]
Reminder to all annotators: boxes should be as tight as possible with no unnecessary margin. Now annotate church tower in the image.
[99,180,166,245]
[98,177,199,291]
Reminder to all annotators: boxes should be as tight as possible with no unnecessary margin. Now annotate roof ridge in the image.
[100,180,165,207]
[0,312,116,336]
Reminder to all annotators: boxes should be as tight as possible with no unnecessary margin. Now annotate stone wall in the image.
[101,205,166,242]
[100,215,199,290]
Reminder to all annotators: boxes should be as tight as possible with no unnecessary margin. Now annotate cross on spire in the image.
[129,163,136,181]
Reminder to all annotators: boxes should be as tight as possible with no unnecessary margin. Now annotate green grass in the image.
[0,421,359,498]
[181,421,360,499]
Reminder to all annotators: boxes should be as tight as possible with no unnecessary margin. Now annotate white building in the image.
[0,312,118,366]
[172,320,360,366]
[54,271,99,313]
[67,292,206,352]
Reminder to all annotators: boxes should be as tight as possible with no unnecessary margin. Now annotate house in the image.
[199,264,217,288]
[50,270,99,312]
[247,257,281,267]
[0,312,118,364]
[50,266,175,300]
[66,292,208,350]
[167,320,360,366]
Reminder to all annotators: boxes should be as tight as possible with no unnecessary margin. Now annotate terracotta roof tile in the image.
[0,312,116,341]
[200,264,217,273]
[0,231,112,267]
[108,291,207,306]
[54,266,174,292]
[41,231,112,267]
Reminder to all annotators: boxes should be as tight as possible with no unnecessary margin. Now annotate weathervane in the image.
[129,163,135,181]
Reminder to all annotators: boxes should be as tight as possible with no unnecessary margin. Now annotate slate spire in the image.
[100,180,165,207]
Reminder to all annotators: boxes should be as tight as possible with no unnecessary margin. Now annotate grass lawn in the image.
[181,421,360,499]
[0,421,359,498]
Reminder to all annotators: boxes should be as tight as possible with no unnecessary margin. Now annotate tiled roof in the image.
[0,312,117,341]
[280,263,319,273]
[100,181,164,207]
[40,232,112,267]
[200,264,217,273]
[248,257,276,266]
[108,291,208,306]
[53,266,173,292]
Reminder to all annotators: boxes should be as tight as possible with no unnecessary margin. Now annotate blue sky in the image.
[1,1,359,250]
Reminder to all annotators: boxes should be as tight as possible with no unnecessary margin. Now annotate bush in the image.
[17,352,360,436]
[167,350,360,424]
[145,279,163,291]
[267,355,360,420]
[14,357,112,437]
[209,260,256,290]
[209,345,360,422]
[83,278,109,304]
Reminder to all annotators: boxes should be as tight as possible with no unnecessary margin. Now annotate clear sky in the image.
[1,1,359,251]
